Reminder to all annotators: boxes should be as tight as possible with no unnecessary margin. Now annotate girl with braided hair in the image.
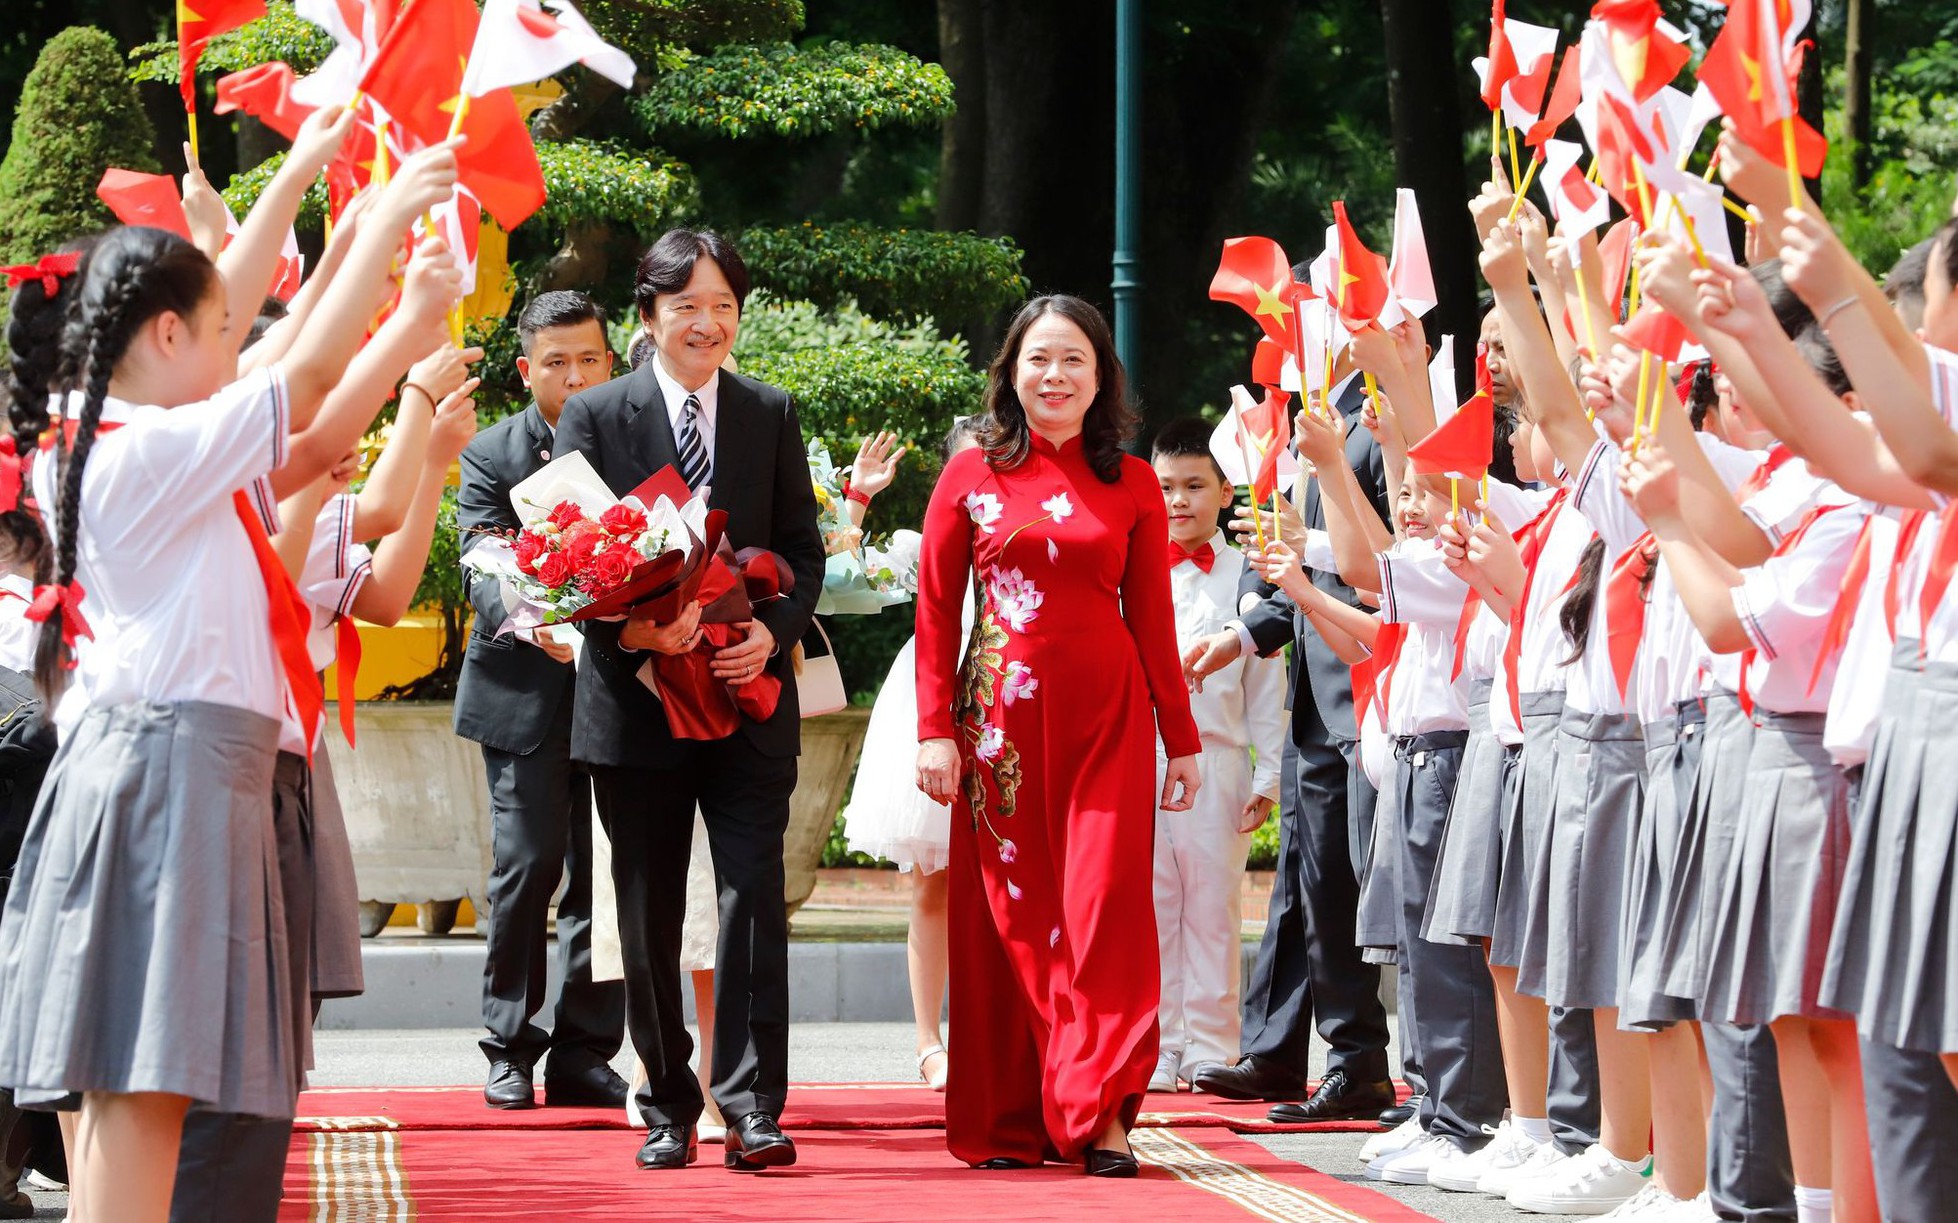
[0,114,463,1220]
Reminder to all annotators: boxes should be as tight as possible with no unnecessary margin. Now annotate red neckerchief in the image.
[1916,503,1958,658]
[1807,513,1877,697]
[1450,587,1482,682]
[49,417,325,757]
[1735,443,1796,504]
[335,614,362,747]
[1884,510,1931,639]
[1501,488,1571,726]
[1362,621,1409,727]
[1169,539,1216,574]
[1738,501,1849,717]
[1601,533,1658,702]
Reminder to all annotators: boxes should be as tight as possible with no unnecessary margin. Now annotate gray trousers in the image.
[1703,1023,1795,1222]
[1393,734,1506,1145]
[1860,1037,1958,1222]
[1547,1005,1601,1154]
[478,696,623,1071]
[170,1111,292,1223]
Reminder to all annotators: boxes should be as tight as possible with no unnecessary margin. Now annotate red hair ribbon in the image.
[0,251,82,296]
[0,436,21,514]
[24,580,92,655]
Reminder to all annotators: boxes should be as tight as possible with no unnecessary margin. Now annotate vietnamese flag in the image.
[1590,0,1691,103]
[179,0,267,111]
[1330,201,1390,330]
[96,169,193,239]
[1408,345,1496,480]
[1594,92,1659,225]
[1251,336,1289,390]
[1620,302,1693,362]
[1210,237,1302,350]
[1698,0,1827,178]
[358,0,547,230]
[215,62,317,140]
[1235,388,1293,504]
[1597,218,1639,323]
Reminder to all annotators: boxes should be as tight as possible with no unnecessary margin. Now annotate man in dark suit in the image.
[456,291,629,1111]
[1186,360,1402,1123]
[553,229,823,1173]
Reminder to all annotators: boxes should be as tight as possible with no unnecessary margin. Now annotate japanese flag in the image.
[1387,188,1437,321]
[464,0,636,95]
[1542,139,1609,236]
[419,187,483,296]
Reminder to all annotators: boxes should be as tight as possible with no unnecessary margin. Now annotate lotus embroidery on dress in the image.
[974,723,1005,763]
[1040,492,1073,523]
[1001,660,1038,705]
[965,491,1004,535]
[988,567,1043,632]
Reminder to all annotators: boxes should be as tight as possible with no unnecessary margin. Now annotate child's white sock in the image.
[1793,1185,1832,1223]
[1515,1115,1553,1145]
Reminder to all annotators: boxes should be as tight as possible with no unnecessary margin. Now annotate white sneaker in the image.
[1598,1184,1683,1218]
[1477,1140,1569,1196]
[1428,1118,1540,1192]
[21,1169,64,1192]
[1148,1050,1181,1093]
[1664,1192,1718,1221]
[1507,1143,1653,1215]
[1366,1132,1460,1184]
[1357,1114,1425,1164]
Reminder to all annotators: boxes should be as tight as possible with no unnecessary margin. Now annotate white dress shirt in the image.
[652,355,720,493]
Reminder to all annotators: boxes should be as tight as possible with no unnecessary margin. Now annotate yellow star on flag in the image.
[1740,52,1764,104]
[179,0,206,22]
[1252,282,1293,322]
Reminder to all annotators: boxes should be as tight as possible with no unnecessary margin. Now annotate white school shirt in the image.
[276,492,374,756]
[1168,532,1287,800]
[1377,537,1472,737]
[1631,435,1766,726]
[1885,347,1958,660]
[39,370,291,732]
[652,356,718,492]
[0,575,36,673]
[1460,480,1555,685]
[1823,508,1903,768]
[1732,488,1867,716]
[1489,484,1594,745]
[1565,439,1653,717]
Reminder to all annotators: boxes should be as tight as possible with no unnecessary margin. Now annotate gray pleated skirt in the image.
[1424,680,1506,945]
[1506,692,1569,983]
[1821,642,1958,1051]
[1658,692,1753,1003]
[1527,709,1645,1010]
[1699,710,1853,1027]
[0,701,297,1118]
[308,749,364,1000]
[1618,703,1707,1031]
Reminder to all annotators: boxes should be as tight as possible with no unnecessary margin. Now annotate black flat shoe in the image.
[1377,1095,1421,1128]
[1083,1147,1139,1178]
[543,1063,630,1108]
[635,1124,697,1170]
[1189,1055,1307,1102]
[724,1112,797,1170]
[483,1059,535,1110]
[974,1157,1036,1170]
[1264,1069,1398,1123]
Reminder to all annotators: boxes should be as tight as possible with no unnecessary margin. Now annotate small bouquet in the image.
[463,452,793,739]
[807,438,915,616]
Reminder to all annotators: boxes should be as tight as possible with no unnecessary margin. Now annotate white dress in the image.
[841,590,975,875]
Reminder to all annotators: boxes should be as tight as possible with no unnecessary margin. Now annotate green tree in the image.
[0,26,160,263]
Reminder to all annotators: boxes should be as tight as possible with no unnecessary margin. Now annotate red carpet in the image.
[295,1080,1410,1136]
[285,1121,1437,1221]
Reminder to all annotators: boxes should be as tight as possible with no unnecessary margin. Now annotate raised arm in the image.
[1620,443,1750,654]
[1483,218,1595,479]
[218,107,358,356]
[353,382,479,626]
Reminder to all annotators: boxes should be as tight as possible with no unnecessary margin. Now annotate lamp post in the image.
[1112,0,1142,384]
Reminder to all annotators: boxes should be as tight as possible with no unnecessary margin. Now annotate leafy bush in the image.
[0,27,160,263]
[738,223,1026,324]
[374,486,470,701]
[1824,52,1958,276]
[530,141,698,232]
[129,2,335,83]
[1246,806,1279,870]
[633,41,954,140]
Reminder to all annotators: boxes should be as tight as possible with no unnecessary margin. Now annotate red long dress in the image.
[916,435,1202,1165]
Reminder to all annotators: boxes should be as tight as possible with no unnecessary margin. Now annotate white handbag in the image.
[794,620,848,718]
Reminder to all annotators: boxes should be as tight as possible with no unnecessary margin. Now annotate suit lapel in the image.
[522,404,554,467]
[707,376,751,510]
[625,360,680,481]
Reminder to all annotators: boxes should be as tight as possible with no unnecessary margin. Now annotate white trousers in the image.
[1153,743,1255,1072]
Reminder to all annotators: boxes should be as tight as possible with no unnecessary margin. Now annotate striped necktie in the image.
[676,393,711,491]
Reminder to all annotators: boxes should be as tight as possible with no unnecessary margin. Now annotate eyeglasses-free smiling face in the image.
[1155,454,1229,548]
[645,257,740,389]
[1013,313,1099,445]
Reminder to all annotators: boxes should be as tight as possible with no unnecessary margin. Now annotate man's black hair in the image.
[517,290,608,357]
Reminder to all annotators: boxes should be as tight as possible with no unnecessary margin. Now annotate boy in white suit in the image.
[1149,419,1288,1091]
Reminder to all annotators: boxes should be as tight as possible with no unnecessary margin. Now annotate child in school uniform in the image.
[1145,420,1285,1092]
[0,125,461,1222]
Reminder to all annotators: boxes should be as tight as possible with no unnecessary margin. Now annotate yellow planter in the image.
[324,612,461,701]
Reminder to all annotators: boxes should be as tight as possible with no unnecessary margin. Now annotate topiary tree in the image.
[0,26,160,263]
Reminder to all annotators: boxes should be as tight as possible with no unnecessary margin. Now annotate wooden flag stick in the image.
[1451,475,1461,522]
[1362,370,1384,433]
[1234,412,1268,553]
[1781,117,1803,211]
[1506,151,1542,224]
[1492,108,1504,166]
[1508,123,1523,192]
[1571,245,1604,362]
[1632,349,1652,454]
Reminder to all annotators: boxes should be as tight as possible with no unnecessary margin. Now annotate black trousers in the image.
[170,1112,292,1223]
[1239,725,1391,1085]
[479,697,622,1071]
[591,735,796,1128]
[1703,1023,1795,1221]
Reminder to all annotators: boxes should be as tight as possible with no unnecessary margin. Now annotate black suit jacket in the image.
[453,403,577,755]
[1237,376,1392,746]
[552,362,824,769]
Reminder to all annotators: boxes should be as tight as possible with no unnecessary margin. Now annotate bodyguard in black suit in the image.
[455,292,627,1110]
[1189,368,1399,1121]
[552,230,823,1173]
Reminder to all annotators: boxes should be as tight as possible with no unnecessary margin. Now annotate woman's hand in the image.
[1776,209,1860,313]
[1479,219,1532,298]
[916,738,962,804]
[1620,442,1684,526]
[180,141,229,262]
[1160,754,1202,813]
[287,104,358,180]
[850,429,907,499]
[406,342,485,403]
[1691,257,1773,343]
[1294,401,1345,468]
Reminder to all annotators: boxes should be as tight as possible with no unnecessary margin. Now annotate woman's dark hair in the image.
[1885,237,1935,330]
[1750,259,1850,397]
[941,414,984,461]
[633,228,749,320]
[32,226,218,701]
[1685,360,1717,431]
[979,295,1136,484]
[244,294,287,349]
[1929,216,1958,303]
[1559,535,1607,665]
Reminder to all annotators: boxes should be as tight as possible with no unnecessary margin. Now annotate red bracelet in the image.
[845,485,873,508]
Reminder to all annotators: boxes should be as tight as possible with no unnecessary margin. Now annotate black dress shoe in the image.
[1189,1055,1307,1102]
[543,1062,630,1108]
[1378,1095,1421,1127]
[1263,1069,1397,1123]
[973,1157,1036,1170]
[484,1059,535,1110]
[635,1124,698,1170]
[1083,1148,1139,1178]
[724,1112,797,1170]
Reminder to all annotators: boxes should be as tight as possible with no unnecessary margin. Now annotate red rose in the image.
[535,549,574,589]
[561,521,601,567]
[587,546,635,591]
[600,503,648,537]
[547,499,584,530]
[512,531,546,574]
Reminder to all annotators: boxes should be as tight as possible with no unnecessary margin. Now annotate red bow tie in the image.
[1169,540,1216,573]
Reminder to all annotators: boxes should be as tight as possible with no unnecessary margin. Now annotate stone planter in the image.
[785,707,871,919]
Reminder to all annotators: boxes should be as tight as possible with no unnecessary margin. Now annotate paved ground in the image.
[18,1024,1575,1221]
